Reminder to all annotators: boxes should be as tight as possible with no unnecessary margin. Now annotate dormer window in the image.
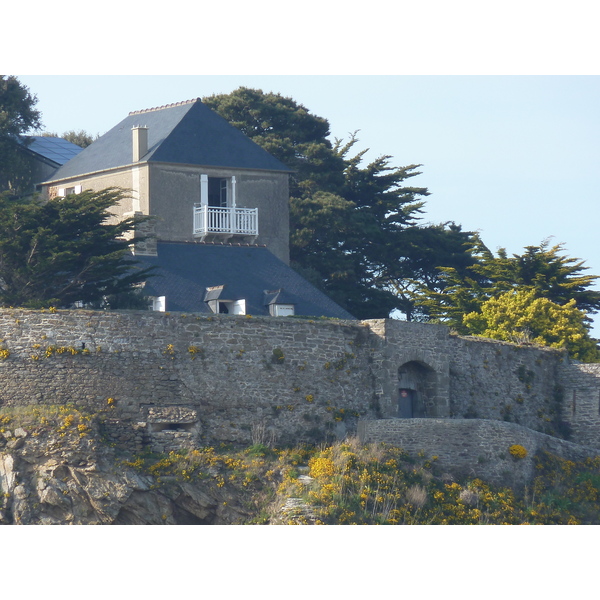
[150,296,166,312]
[270,303,295,317]
[204,286,246,315]
[264,289,295,317]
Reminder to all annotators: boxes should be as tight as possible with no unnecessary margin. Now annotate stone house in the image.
[38,99,353,318]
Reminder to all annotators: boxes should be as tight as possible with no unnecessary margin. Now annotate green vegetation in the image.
[204,87,478,321]
[463,289,600,362]
[0,404,93,438]
[204,88,600,361]
[0,75,42,194]
[0,188,155,309]
[418,240,600,361]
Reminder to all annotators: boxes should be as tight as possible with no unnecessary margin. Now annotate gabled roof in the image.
[20,136,83,166]
[47,99,291,181]
[133,242,355,319]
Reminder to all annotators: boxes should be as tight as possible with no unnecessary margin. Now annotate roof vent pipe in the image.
[132,125,148,162]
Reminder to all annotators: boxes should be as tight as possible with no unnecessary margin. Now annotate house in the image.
[1,135,83,193]
[38,98,354,319]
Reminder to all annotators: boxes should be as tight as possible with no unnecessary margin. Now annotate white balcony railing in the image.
[193,205,258,238]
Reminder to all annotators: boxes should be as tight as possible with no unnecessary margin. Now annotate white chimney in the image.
[132,126,148,162]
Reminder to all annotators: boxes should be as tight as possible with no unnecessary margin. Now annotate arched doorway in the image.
[397,361,437,418]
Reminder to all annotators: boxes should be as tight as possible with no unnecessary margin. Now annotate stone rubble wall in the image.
[357,418,600,487]
[559,362,600,448]
[0,309,598,454]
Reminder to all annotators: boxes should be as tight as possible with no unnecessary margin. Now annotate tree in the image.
[417,239,600,332]
[0,75,42,193]
[463,289,600,362]
[387,223,484,321]
[0,188,154,308]
[204,87,475,319]
[203,87,347,198]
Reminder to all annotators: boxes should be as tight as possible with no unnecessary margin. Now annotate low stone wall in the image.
[357,418,600,487]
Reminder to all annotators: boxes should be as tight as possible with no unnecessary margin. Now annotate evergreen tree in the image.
[418,239,600,332]
[0,75,42,194]
[204,87,475,319]
[0,188,154,308]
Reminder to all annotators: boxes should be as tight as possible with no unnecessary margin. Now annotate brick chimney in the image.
[132,126,148,162]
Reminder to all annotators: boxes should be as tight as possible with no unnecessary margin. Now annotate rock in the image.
[14,428,27,438]
[7,438,25,450]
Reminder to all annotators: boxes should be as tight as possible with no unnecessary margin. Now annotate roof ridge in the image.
[129,98,201,116]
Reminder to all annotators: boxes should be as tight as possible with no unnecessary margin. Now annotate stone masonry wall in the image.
[448,336,567,435]
[358,418,600,488]
[559,362,600,448]
[0,309,598,455]
[0,310,377,451]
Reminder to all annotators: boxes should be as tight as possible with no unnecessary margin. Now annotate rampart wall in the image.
[0,309,598,460]
[357,418,600,488]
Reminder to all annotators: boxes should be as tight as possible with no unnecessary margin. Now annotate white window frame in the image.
[151,296,166,312]
[270,304,295,317]
[58,185,82,197]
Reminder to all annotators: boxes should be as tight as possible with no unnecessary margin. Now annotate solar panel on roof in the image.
[24,136,84,165]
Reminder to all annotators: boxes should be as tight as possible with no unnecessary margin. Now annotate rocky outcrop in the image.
[0,421,254,525]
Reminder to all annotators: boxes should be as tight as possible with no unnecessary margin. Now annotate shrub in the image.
[508,444,528,459]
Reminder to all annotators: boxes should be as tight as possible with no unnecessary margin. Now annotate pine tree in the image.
[0,188,154,308]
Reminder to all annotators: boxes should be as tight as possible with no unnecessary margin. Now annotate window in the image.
[270,304,295,317]
[57,185,82,197]
[208,298,246,315]
[150,296,166,312]
[200,175,237,208]
[208,177,228,207]
[264,289,295,317]
[204,285,245,315]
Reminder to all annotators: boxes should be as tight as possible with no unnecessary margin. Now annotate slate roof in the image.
[132,242,355,319]
[20,136,83,166]
[46,99,291,182]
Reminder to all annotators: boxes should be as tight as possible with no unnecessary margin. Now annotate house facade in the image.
[38,99,353,319]
[40,99,292,264]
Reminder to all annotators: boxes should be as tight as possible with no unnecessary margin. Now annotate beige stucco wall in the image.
[41,162,290,263]
[43,166,148,225]
[148,163,290,263]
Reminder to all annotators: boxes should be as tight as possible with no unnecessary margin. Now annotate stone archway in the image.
[397,361,437,418]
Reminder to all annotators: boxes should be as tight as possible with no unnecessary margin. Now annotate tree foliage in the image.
[417,239,600,332]
[204,87,476,319]
[463,289,600,362]
[0,188,154,308]
[0,75,42,194]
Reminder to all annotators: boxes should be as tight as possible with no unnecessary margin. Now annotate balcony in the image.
[193,205,258,241]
